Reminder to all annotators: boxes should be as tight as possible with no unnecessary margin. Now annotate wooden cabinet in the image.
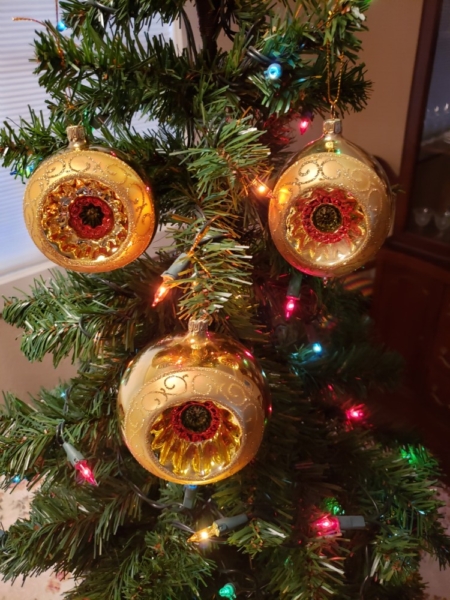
[372,248,450,472]
[371,0,450,470]
[374,248,450,402]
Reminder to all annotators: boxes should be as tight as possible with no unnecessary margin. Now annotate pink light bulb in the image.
[314,515,341,536]
[75,460,98,486]
[285,296,298,319]
[299,119,310,135]
[345,405,366,422]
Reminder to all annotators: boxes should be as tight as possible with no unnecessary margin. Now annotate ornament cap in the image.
[323,118,342,135]
[188,315,210,336]
[66,125,88,149]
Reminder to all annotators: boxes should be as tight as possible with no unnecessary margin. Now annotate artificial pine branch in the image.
[0,1,449,598]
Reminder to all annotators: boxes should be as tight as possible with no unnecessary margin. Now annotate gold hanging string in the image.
[325,0,344,119]
[324,0,345,118]
[326,42,344,118]
[12,17,66,71]
[13,5,74,115]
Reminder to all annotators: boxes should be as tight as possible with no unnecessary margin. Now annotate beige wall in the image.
[0,230,169,401]
[298,0,424,176]
[0,269,77,399]
[344,0,424,175]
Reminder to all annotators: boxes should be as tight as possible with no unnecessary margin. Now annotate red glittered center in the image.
[300,188,364,244]
[171,401,221,443]
[68,196,114,240]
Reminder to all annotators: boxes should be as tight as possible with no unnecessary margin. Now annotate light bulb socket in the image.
[287,272,303,298]
[215,514,248,533]
[337,515,366,530]
[162,252,191,279]
[62,441,85,468]
[183,485,198,509]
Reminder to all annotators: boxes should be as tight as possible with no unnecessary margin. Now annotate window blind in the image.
[0,2,175,284]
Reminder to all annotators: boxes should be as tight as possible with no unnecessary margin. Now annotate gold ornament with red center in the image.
[23,125,156,272]
[118,317,271,484]
[269,119,394,278]
[286,186,366,250]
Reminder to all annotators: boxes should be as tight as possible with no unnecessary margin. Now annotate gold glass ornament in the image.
[269,119,394,278]
[23,125,156,272]
[118,317,271,485]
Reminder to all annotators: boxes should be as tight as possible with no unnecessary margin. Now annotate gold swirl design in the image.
[23,145,156,272]
[269,151,392,278]
[118,329,270,484]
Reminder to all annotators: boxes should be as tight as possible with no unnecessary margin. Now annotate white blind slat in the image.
[0,3,173,279]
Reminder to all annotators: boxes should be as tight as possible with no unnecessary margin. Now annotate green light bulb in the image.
[323,497,344,516]
[219,583,236,599]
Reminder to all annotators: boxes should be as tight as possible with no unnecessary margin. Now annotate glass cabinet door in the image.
[408,0,450,244]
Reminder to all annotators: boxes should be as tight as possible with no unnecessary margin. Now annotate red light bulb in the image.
[285,296,298,319]
[299,118,310,135]
[75,460,98,486]
[345,405,366,423]
[313,515,341,537]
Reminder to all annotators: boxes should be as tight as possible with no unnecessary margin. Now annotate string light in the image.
[152,252,190,307]
[188,514,248,543]
[264,62,283,81]
[152,281,170,307]
[400,445,429,467]
[219,583,237,599]
[285,296,298,320]
[251,178,271,197]
[285,272,303,319]
[323,497,344,516]
[62,441,98,486]
[345,405,366,423]
[57,422,98,486]
[56,20,67,32]
[182,485,198,509]
[10,161,38,179]
[152,220,224,306]
[189,522,220,543]
[299,118,310,135]
[313,515,341,537]
[74,459,98,486]
[312,342,322,354]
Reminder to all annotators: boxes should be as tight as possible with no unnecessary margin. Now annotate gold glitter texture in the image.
[118,322,271,484]
[23,127,156,272]
[268,119,393,278]
[42,179,128,260]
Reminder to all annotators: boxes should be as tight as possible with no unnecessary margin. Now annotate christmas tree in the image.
[1,1,449,598]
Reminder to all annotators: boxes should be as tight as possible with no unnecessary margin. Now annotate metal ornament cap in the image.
[23,126,156,273]
[66,125,88,148]
[269,119,394,278]
[118,326,271,485]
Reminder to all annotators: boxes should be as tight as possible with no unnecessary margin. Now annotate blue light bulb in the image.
[312,343,322,354]
[11,475,22,483]
[56,20,67,32]
[265,63,283,81]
